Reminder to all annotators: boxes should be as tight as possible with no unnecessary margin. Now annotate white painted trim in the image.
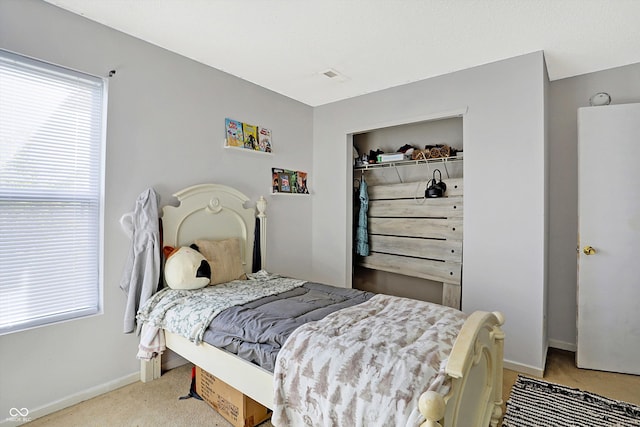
[2,372,139,425]
[345,106,468,289]
[346,106,469,135]
[503,359,545,378]
[548,339,577,352]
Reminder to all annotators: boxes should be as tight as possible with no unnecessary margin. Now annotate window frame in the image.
[0,49,107,335]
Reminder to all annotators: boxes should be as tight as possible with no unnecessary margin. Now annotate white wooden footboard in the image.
[419,311,505,427]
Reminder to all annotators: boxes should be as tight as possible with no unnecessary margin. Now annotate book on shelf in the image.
[295,171,309,194]
[225,118,244,147]
[279,172,291,193]
[257,127,272,153]
[272,168,284,193]
[242,123,258,150]
[272,168,293,193]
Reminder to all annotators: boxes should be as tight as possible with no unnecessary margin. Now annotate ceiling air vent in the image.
[320,68,348,82]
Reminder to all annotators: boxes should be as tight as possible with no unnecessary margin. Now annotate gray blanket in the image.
[202,282,374,372]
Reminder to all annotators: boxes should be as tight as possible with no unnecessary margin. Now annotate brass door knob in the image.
[583,246,596,255]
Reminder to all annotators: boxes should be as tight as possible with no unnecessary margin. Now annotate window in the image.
[0,50,106,334]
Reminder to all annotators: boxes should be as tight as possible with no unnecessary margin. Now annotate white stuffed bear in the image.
[164,246,211,290]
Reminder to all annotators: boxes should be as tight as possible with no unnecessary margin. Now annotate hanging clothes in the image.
[356,178,370,256]
[119,188,161,334]
[353,179,361,261]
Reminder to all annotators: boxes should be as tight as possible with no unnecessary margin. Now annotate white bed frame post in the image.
[490,314,505,426]
[140,356,161,383]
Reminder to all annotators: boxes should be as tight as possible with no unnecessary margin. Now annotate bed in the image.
[138,183,505,427]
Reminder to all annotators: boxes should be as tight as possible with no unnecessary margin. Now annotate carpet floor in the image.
[24,349,640,426]
[24,363,273,427]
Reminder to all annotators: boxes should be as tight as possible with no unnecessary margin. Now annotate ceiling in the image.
[44,0,640,107]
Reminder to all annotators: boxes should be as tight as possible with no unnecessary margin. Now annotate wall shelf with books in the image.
[225,117,273,154]
[271,168,310,195]
[270,191,311,196]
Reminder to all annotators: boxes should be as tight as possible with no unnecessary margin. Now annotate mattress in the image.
[202,282,374,372]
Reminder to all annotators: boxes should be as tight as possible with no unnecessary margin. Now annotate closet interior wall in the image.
[352,117,463,307]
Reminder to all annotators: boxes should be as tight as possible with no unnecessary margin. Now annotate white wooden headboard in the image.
[161,184,267,275]
[358,178,463,308]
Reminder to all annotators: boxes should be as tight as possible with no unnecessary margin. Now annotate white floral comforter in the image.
[272,294,466,427]
[136,271,306,344]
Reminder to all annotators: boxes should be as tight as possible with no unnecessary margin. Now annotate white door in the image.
[577,103,640,375]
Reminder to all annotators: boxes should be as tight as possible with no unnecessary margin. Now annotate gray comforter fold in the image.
[203,282,374,372]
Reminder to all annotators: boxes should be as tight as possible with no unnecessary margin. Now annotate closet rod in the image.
[354,156,462,172]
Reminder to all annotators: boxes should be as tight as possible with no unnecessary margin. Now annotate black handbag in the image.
[425,169,447,198]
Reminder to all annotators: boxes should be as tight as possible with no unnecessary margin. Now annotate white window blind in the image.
[0,50,106,334]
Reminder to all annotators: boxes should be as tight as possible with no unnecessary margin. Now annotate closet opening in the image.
[350,114,464,308]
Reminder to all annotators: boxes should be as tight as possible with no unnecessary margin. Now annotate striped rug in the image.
[502,375,640,427]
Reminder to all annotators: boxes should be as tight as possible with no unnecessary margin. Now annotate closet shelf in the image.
[354,155,462,171]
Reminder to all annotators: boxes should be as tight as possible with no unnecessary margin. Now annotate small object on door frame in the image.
[589,92,611,106]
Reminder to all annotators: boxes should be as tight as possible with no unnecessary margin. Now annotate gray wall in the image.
[0,0,312,421]
[312,52,548,373]
[546,62,640,349]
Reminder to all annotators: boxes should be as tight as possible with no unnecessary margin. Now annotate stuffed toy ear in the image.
[163,245,178,260]
[164,246,211,290]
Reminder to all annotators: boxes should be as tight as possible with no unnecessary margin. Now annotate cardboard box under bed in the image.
[195,366,271,427]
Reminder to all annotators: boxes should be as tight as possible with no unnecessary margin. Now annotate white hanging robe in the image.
[119,188,161,334]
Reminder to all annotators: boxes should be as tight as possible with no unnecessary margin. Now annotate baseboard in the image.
[504,340,579,379]
[548,339,577,352]
[2,372,139,426]
[503,359,545,378]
